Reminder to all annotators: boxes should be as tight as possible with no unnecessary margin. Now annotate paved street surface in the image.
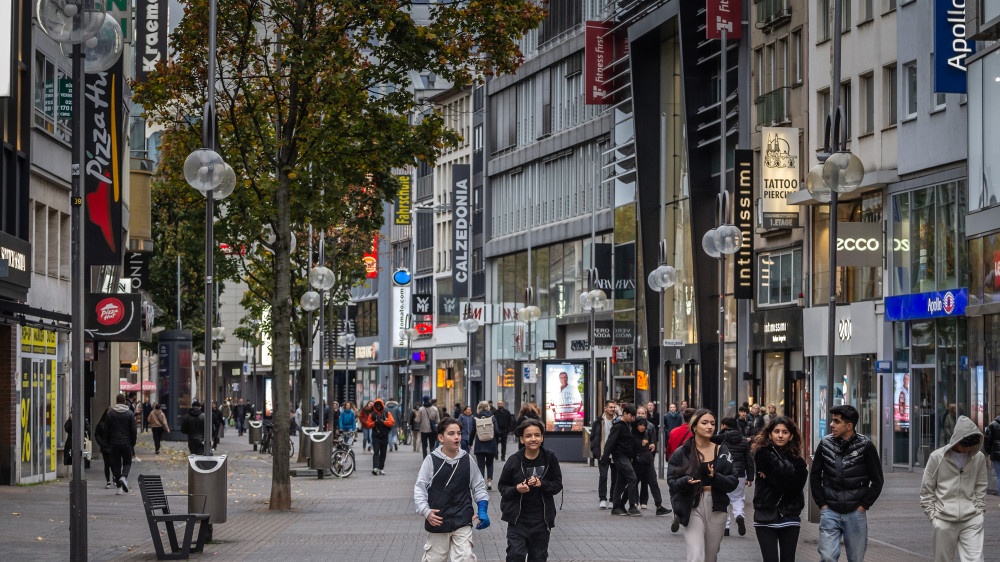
[2,430,999,561]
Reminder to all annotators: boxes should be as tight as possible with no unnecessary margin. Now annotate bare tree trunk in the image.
[269,173,293,510]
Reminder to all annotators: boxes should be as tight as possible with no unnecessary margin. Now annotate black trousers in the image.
[635,462,662,506]
[421,432,436,458]
[102,450,112,483]
[611,455,638,509]
[187,438,204,455]
[506,519,550,562]
[497,432,509,460]
[598,458,617,501]
[152,427,165,452]
[476,453,494,480]
[756,525,800,562]
[109,444,132,483]
[372,437,389,470]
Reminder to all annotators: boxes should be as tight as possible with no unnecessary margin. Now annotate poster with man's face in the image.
[544,363,585,432]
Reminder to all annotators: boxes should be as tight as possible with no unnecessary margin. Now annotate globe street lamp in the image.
[309,262,334,429]
[457,316,480,409]
[648,240,677,477]
[580,275,608,410]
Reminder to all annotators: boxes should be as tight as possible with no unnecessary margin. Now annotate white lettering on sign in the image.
[946,1,971,72]
[838,318,853,341]
[837,237,881,252]
[0,246,27,271]
[354,343,378,359]
[764,322,787,333]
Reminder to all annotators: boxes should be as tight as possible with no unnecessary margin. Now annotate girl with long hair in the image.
[750,416,808,562]
[360,401,375,453]
[667,409,739,562]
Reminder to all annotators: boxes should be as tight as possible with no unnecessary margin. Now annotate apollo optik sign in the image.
[933,0,974,94]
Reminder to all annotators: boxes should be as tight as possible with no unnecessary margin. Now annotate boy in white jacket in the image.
[414,418,490,561]
[919,415,988,562]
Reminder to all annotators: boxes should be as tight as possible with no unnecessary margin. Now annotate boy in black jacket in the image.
[712,417,754,536]
[601,404,641,516]
[498,419,562,562]
[633,417,671,516]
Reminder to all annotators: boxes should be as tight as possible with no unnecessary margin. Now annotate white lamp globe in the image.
[300,290,320,312]
[457,320,469,334]
[211,163,237,199]
[526,305,541,322]
[702,229,721,259]
[653,265,678,289]
[36,0,104,44]
[806,163,832,203]
[714,224,743,255]
[309,266,335,291]
[822,151,865,193]
[647,269,663,292]
[183,149,225,193]
[406,327,420,340]
[579,291,592,311]
[344,334,356,346]
[59,12,123,72]
[588,289,608,310]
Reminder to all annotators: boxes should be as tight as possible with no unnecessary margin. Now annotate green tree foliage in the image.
[134,0,544,510]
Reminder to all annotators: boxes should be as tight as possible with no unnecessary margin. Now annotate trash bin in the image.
[308,431,333,476]
[188,454,227,524]
[248,420,263,450]
[299,427,318,461]
[807,455,820,524]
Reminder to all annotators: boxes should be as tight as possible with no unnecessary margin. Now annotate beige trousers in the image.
[931,513,984,562]
[683,490,728,562]
[422,525,477,562]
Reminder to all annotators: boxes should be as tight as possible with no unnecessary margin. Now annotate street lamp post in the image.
[806,0,865,420]
[648,243,677,478]
[579,278,607,407]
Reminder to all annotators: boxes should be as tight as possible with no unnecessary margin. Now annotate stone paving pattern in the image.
[2,430,999,561]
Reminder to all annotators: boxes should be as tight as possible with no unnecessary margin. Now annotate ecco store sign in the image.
[886,288,967,321]
[835,222,883,267]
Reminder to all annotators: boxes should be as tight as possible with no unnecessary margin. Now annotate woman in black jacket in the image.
[498,419,562,562]
[667,409,739,562]
[750,416,808,562]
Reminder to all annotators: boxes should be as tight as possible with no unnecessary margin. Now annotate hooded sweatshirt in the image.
[363,399,395,439]
[919,415,988,524]
[107,403,137,447]
[413,447,488,532]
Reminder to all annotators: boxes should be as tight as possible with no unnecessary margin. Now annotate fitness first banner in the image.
[135,0,169,82]
[760,127,800,229]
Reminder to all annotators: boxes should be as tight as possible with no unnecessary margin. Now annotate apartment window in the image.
[792,30,802,84]
[755,48,764,97]
[818,0,831,41]
[862,0,874,21]
[841,0,852,31]
[758,249,803,306]
[33,53,71,142]
[861,73,875,134]
[766,44,776,92]
[819,88,831,137]
[904,61,918,118]
[779,38,789,88]
[884,63,898,126]
[883,0,896,12]
[930,55,947,111]
[841,81,852,139]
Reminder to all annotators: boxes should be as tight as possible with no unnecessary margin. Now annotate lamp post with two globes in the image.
[301,255,334,428]
[647,242,677,478]
[579,275,608,404]
[456,314,480,411]
[35,1,123,555]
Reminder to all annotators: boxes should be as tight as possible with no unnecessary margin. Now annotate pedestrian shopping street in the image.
[2,431,998,561]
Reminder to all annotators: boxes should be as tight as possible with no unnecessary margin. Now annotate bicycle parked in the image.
[331,431,356,478]
[259,420,295,458]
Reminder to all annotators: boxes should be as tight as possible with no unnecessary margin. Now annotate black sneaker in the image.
[611,507,627,516]
[670,517,680,533]
[655,506,671,516]
[724,528,730,537]
[737,515,746,536]
[627,506,642,516]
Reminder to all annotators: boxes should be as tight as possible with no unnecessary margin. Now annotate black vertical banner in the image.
[734,149,754,300]
[135,0,169,82]
[451,164,471,298]
[84,60,127,266]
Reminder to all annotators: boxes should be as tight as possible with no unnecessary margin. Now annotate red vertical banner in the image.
[585,21,629,105]
[706,0,742,39]
[363,236,378,279]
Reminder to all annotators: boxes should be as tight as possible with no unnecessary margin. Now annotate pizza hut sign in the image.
[86,293,144,341]
[97,297,125,325]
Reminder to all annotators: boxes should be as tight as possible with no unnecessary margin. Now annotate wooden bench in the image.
[138,474,211,560]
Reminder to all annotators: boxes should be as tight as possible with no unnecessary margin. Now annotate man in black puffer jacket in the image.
[601,404,641,516]
[107,394,137,494]
[712,417,754,536]
[181,401,206,454]
[810,404,883,562]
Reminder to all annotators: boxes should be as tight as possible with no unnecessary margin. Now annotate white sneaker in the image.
[378,469,385,475]
[641,504,648,510]
[132,457,141,462]
[115,488,122,495]
[600,500,608,509]
[119,477,129,493]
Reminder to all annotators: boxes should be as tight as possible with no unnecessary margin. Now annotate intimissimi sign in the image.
[451,164,471,298]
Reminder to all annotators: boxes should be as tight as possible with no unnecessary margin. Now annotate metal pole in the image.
[201,0,218,450]
[318,234,325,430]
[177,255,182,329]
[69,40,87,562]
[718,29,728,417]
[826,0,844,419]
[658,112,667,479]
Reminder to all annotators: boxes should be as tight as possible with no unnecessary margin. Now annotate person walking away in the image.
[667,408,696,458]
[211,401,223,450]
[453,402,463,419]
[181,400,207,455]
[471,401,498,490]
[919,415,988,562]
[494,400,513,461]
[329,402,341,436]
[234,399,246,436]
[664,403,683,434]
[751,416,808,562]
[364,398,394,475]
[386,398,402,451]
[590,400,619,510]
[142,397,152,433]
[667,409,739,562]
[221,399,231,429]
[93,408,113,488]
[712,417,754,536]
[633,417,671,516]
[601,403,641,516]
[984,412,1000,496]
[810,404,884,562]
[148,403,170,454]
[413,418,490,561]
[417,396,440,458]
[410,405,421,452]
[498,419,563,562]
[458,405,476,453]
[107,394,137,494]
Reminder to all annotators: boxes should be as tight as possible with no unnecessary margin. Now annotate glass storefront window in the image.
[758,249,802,306]
[969,237,983,306]
[891,181,967,297]
[969,49,1000,211]
[892,192,911,295]
[812,192,883,304]
[911,187,937,294]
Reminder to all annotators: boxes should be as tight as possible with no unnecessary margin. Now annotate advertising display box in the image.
[539,360,589,462]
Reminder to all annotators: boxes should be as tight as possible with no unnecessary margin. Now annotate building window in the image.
[862,0,874,21]
[883,0,896,12]
[818,88,831,138]
[861,73,875,134]
[818,0,831,42]
[792,30,803,84]
[755,48,764,97]
[904,61,918,118]
[841,80,852,139]
[884,63,898,126]
[891,181,968,296]
[841,0,852,31]
[812,191,884,303]
[779,37,789,88]
[758,248,803,306]
[355,299,378,338]
[33,52,71,142]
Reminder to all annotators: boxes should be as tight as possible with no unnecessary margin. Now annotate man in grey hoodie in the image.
[919,415,988,562]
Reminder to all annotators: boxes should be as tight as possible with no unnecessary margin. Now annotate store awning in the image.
[366,359,408,366]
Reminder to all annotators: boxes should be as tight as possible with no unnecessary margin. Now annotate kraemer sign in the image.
[135,0,168,83]
[933,0,974,94]
[451,164,471,297]
[835,222,883,267]
[760,127,800,228]
[885,288,968,321]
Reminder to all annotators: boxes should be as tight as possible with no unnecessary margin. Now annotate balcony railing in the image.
[755,87,791,127]
[755,0,791,30]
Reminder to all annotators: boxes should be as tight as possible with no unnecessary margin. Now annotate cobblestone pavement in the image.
[2,430,999,561]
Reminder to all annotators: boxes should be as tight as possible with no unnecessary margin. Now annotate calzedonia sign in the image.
[885,288,967,321]
[451,164,471,297]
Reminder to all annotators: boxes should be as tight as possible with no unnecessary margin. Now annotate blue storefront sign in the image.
[934,0,974,93]
[876,360,893,374]
[885,288,967,321]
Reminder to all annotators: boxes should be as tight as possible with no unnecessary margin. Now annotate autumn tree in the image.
[135,0,545,510]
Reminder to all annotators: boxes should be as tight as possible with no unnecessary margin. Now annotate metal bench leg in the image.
[177,520,196,560]
[146,519,170,560]
[164,521,181,553]
[191,519,211,553]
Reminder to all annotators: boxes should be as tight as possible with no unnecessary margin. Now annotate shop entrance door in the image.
[911,366,935,468]
[667,363,701,409]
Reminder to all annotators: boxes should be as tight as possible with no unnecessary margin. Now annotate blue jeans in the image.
[818,508,868,562]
